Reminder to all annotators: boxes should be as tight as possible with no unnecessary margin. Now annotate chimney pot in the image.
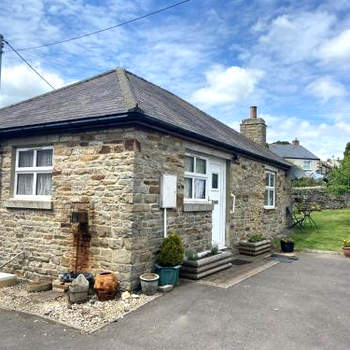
[250,106,257,119]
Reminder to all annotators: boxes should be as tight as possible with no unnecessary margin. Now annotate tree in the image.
[327,142,350,195]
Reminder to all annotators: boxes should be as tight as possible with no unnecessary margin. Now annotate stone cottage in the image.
[0,68,292,289]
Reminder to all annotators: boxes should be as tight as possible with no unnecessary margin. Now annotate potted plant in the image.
[239,234,271,256]
[155,233,184,286]
[140,273,159,295]
[343,240,350,257]
[280,237,294,253]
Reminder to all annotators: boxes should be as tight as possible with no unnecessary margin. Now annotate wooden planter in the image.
[239,240,271,256]
[180,251,233,280]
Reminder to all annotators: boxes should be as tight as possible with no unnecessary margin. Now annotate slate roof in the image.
[269,143,320,160]
[0,67,290,168]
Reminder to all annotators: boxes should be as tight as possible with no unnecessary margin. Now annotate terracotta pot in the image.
[343,247,350,258]
[94,272,118,301]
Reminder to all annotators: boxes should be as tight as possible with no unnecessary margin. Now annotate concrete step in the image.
[0,272,17,288]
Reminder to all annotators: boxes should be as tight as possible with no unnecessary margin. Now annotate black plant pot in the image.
[280,241,294,253]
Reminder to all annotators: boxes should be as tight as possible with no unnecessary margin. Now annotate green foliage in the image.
[210,244,219,256]
[247,233,265,242]
[327,142,350,195]
[157,233,184,267]
[281,237,294,243]
[186,250,198,261]
[272,141,290,145]
[343,239,350,247]
[292,177,324,187]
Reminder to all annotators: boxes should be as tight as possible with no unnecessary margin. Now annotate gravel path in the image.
[0,281,160,333]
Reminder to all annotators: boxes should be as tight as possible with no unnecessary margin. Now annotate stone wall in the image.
[229,157,292,249]
[292,187,350,209]
[0,126,292,289]
[0,128,138,290]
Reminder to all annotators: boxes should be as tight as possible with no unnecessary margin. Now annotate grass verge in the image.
[273,209,350,252]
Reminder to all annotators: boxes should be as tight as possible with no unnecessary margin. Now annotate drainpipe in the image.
[163,208,167,238]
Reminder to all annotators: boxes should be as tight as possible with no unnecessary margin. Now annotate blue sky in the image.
[1,0,350,159]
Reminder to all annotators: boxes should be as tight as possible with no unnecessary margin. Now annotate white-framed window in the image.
[14,146,53,200]
[264,171,276,209]
[184,154,208,202]
[303,160,312,170]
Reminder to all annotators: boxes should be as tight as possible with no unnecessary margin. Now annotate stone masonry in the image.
[0,126,292,289]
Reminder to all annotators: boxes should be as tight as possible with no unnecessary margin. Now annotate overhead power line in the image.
[4,40,55,89]
[14,0,191,52]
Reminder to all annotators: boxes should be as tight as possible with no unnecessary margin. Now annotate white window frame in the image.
[14,146,53,200]
[184,154,209,203]
[264,170,276,209]
[303,160,312,171]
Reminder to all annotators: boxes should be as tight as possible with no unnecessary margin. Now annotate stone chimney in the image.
[240,106,267,146]
[292,138,299,146]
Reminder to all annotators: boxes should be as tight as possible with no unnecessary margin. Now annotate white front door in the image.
[209,158,226,249]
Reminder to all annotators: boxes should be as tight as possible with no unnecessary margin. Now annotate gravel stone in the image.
[0,281,160,333]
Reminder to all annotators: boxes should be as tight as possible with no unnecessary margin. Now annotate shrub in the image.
[292,177,324,187]
[247,233,265,243]
[157,233,184,267]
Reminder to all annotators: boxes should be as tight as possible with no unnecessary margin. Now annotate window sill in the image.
[5,199,52,210]
[264,206,276,211]
[183,202,214,212]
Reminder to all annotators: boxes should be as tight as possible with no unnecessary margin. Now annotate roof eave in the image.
[0,111,290,170]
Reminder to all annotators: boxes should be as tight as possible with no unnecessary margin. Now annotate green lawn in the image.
[274,208,350,252]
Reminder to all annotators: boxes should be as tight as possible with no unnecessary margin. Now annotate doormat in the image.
[270,255,299,263]
[231,259,251,265]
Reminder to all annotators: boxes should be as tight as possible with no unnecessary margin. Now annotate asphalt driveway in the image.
[1,253,349,350]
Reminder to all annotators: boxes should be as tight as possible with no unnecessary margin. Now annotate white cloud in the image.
[306,76,347,103]
[0,65,66,107]
[258,11,335,63]
[319,29,350,62]
[191,65,264,107]
[263,113,349,159]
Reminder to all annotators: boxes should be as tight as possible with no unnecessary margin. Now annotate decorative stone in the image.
[121,291,131,300]
[0,273,17,288]
[158,284,173,293]
[27,281,52,293]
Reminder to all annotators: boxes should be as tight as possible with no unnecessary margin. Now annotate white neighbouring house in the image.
[269,139,321,178]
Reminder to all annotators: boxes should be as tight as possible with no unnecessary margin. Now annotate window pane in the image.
[265,173,269,186]
[194,179,206,199]
[18,150,34,167]
[17,174,33,195]
[196,158,206,174]
[184,156,194,172]
[184,177,192,198]
[264,189,269,206]
[212,173,218,189]
[270,174,275,187]
[269,190,274,206]
[36,173,52,196]
[37,149,53,167]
